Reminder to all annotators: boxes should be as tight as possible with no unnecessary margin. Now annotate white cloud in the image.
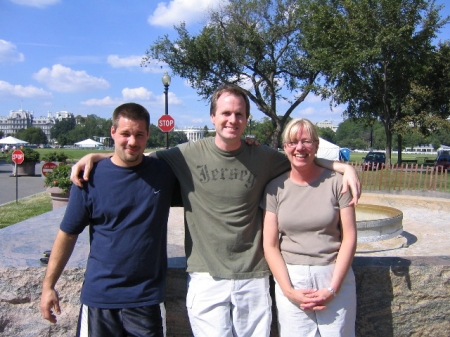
[148,0,225,27]
[166,92,183,105]
[305,93,323,104]
[122,87,154,100]
[0,40,25,63]
[107,54,168,73]
[107,55,143,68]
[82,87,183,109]
[0,80,52,99]
[9,0,60,8]
[297,106,316,117]
[81,96,121,107]
[33,64,110,93]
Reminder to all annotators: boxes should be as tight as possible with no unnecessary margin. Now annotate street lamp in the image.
[162,72,171,149]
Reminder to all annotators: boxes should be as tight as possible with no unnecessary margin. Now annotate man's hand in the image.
[342,165,361,206]
[40,288,61,324]
[244,136,260,146]
[70,153,110,187]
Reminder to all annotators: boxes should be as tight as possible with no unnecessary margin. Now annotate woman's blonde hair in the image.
[282,118,319,145]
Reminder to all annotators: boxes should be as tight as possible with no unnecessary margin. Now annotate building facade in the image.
[316,120,338,132]
[0,110,74,141]
[175,127,215,142]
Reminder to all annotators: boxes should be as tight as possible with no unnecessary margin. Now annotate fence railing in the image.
[350,162,449,192]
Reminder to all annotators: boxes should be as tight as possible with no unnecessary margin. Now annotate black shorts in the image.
[76,303,164,337]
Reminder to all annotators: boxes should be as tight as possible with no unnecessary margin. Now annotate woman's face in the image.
[283,126,319,169]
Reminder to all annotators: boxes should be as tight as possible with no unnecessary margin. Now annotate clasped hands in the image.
[285,287,335,311]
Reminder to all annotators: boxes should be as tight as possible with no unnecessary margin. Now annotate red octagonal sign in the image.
[12,149,25,164]
[158,114,175,132]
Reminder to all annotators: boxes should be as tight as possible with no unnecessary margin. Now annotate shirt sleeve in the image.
[59,183,90,235]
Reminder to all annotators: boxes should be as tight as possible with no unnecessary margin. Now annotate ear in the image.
[210,114,216,125]
[110,125,116,139]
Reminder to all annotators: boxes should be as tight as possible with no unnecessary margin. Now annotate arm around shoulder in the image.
[315,158,361,205]
[70,152,111,187]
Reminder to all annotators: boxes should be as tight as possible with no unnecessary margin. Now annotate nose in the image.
[228,113,237,123]
[128,135,137,145]
[295,142,305,149]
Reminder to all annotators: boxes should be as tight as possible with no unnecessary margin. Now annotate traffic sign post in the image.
[11,149,25,203]
[158,114,175,149]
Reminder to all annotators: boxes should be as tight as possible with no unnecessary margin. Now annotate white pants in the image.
[275,264,356,337]
[186,272,272,337]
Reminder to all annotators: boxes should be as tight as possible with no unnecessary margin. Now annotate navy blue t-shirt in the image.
[60,156,176,308]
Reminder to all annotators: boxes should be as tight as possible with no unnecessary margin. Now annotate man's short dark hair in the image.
[112,103,150,131]
[210,84,250,119]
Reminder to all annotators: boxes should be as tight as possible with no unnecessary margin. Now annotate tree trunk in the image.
[397,134,403,164]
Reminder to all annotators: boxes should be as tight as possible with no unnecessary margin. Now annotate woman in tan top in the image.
[261,118,357,337]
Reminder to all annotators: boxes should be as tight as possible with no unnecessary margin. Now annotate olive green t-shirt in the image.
[156,137,289,279]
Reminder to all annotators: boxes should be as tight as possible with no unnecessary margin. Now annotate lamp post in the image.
[162,72,171,149]
[248,114,254,138]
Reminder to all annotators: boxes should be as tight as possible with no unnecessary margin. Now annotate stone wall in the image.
[1,256,449,337]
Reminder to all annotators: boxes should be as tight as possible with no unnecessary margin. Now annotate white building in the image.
[0,109,74,141]
[316,120,338,132]
[175,127,215,142]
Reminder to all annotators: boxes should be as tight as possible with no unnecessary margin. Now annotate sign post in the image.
[11,149,25,203]
[158,115,175,149]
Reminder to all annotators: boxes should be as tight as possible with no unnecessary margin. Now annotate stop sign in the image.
[158,115,175,132]
[12,150,25,164]
[42,162,58,177]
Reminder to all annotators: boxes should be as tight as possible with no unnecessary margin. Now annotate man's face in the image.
[210,92,247,150]
[111,116,149,167]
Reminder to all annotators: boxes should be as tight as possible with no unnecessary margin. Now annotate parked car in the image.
[362,152,386,170]
[434,154,450,171]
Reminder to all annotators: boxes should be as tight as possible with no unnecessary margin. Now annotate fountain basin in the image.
[355,204,403,243]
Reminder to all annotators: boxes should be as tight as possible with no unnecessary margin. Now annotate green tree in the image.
[396,41,450,144]
[169,131,189,146]
[144,0,325,148]
[16,127,48,144]
[203,125,215,138]
[302,0,449,165]
[50,117,76,140]
[317,127,336,144]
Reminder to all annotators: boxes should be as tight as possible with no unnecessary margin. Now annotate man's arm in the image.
[70,152,159,187]
[315,158,361,205]
[70,153,110,187]
[40,230,78,324]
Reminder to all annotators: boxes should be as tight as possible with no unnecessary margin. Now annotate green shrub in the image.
[44,163,72,194]
[6,147,40,163]
[41,151,69,163]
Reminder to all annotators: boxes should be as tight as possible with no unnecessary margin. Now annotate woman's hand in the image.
[301,288,336,309]
[285,288,327,311]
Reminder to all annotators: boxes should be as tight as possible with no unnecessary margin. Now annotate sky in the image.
[1,0,449,129]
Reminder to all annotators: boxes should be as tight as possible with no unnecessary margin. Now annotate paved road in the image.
[0,160,47,205]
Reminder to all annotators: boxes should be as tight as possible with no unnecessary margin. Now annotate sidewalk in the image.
[0,205,186,268]
[0,160,46,205]
[0,189,448,268]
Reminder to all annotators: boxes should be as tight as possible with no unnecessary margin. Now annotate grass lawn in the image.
[0,192,52,229]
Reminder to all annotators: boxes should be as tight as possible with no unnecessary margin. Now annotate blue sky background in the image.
[1,0,449,129]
